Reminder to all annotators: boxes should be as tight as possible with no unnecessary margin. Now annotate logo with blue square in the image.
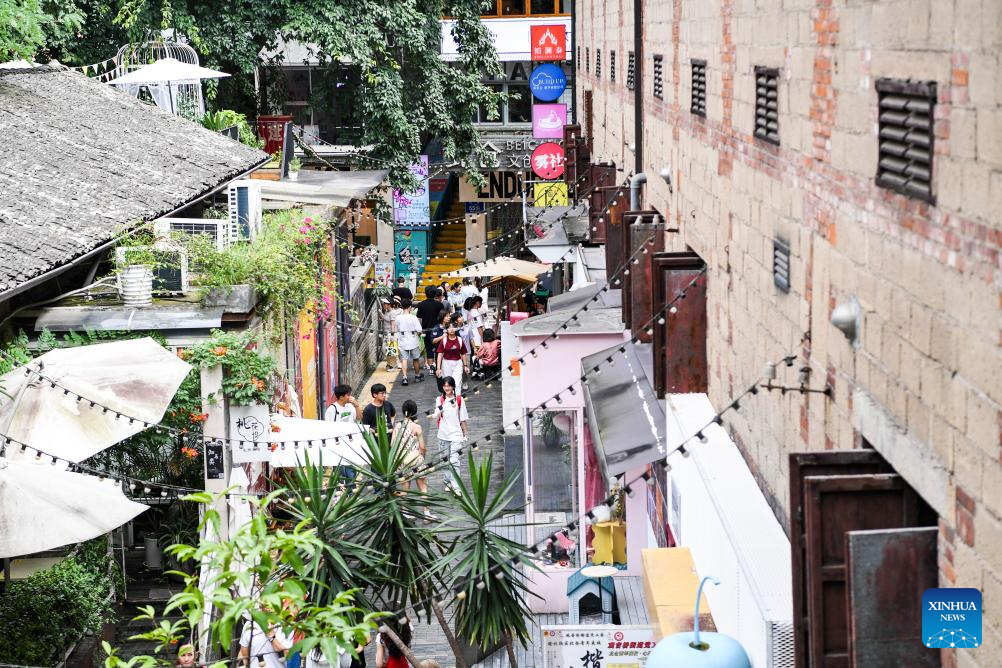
[923,588,981,649]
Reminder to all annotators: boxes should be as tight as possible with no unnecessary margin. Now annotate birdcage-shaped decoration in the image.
[112,40,206,118]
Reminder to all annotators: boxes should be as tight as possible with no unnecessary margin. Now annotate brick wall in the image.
[577,0,1002,662]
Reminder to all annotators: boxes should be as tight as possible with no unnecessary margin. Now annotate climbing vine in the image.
[183,329,275,406]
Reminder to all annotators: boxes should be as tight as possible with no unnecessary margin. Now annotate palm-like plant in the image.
[436,452,539,667]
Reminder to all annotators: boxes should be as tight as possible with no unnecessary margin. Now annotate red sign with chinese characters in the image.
[530,25,567,61]
[531,142,566,180]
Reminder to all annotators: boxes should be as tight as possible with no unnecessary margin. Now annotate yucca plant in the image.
[436,452,539,667]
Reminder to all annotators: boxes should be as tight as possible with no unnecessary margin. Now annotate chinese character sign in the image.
[394,230,429,279]
[393,156,430,228]
[542,626,655,668]
[531,25,567,61]
[531,142,566,180]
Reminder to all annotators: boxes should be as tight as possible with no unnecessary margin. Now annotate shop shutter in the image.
[875,78,936,203]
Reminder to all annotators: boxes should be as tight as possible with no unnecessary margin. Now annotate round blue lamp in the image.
[647,576,752,668]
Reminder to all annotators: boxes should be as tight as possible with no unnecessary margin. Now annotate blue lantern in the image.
[647,576,752,668]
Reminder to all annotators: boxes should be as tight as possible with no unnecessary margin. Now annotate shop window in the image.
[754,66,780,145]
[508,82,532,123]
[876,78,936,203]
[691,60,707,116]
[501,0,525,15]
[653,55,664,99]
[527,410,580,566]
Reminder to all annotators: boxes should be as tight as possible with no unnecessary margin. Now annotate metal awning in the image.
[525,204,590,262]
[33,305,223,331]
[256,169,388,207]
[511,306,623,337]
[547,283,622,314]
[582,341,667,480]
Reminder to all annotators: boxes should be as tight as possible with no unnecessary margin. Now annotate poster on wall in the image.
[373,262,394,286]
[533,104,567,139]
[534,182,569,207]
[394,230,429,279]
[542,626,655,668]
[531,63,568,102]
[531,25,567,61]
[393,155,430,228]
[531,142,566,180]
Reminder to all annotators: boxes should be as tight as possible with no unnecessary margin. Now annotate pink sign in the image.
[531,142,566,180]
[532,103,567,139]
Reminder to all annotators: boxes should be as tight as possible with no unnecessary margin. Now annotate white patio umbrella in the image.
[0,337,191,463]
[0,458,148,558]
[440,256,550,280]
[107,57,230,114]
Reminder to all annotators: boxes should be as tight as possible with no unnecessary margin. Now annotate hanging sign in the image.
[531,25,567,61]
[533,103,567,139]
[530,64,568,102]
[392,156,431,228]
[542,625,655,667]
[534,182,569,207]
[531,142,566,180]
[230,404,272,464]
[394,229,429,278]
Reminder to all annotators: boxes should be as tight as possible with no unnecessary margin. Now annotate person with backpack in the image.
[435,318,470,395]
[432,376,468,494]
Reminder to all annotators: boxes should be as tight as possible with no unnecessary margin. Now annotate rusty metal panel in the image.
[651,252,707,396]
[563,124,585,193]
[789,451,894,668]
[622,211,663,330]
[803,474,920,668]
[846,527,939,668]
[587,167,618,243]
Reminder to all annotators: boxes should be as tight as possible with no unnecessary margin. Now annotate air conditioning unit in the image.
[154,218,230,250]
[115,246,189,295]
[227,180,262,242]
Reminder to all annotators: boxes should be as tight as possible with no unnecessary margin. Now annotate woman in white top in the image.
[432,376,469,494]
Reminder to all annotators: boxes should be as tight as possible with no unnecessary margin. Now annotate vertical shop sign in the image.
[393,155,430,228]
[531,142,566,180]
[531,25,567,61]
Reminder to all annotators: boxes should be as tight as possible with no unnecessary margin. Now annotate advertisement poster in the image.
[542,626,655,668]
[531,142,566,180]
[373,262,394,287]
[533,103,568,139]
[394,230,429,279]
[393,155,430,228]
[531,63,568,102]
[534,182,569,207]
[531,25,567,61]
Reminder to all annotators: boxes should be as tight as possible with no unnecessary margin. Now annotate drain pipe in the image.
[630,172,647,210]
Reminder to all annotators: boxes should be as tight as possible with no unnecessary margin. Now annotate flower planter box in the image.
[202,285,259,313]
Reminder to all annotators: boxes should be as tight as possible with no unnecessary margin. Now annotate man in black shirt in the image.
[392,276,413,302]
[362,382,396,437]
[415,286,446,367]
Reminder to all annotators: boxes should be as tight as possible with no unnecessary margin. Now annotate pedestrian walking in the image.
[376,620,413,668]
[415,286,446,370]
[379,298,400,370]
[466,295,485,347]
[362,383,396,438]
[433,376,469,494]
[394,299,424,386]
[391,276,413,302]
[448,281,465,310]
[237,619,292,668]
[398,399,428,493]
[324,384,362,423]
[460,276,479,301]
[176,644,196,668]
[436,319,470,395]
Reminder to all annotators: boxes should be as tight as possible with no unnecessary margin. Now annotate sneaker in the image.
[402,378,409,386]
[416,373,425,382]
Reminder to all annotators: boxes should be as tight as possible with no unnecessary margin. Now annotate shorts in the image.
[399,346,421,362]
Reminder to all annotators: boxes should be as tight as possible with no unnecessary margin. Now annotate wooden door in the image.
[651,252,707,396]
[790,451,894,668]
[803,474,921,668]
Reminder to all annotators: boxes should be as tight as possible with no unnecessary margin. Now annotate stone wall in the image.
[577,0,1002,663]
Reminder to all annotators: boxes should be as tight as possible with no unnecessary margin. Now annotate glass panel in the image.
[507,83,532,123]
[530,410,578,567]
[501,0,526,15]
[285,67,311,103]
[481,0,500,16]
[556,0,566,13]
[530,0,555,14]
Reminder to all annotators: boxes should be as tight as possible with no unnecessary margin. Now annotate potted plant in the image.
[288,156,302,181]
[159,511,198,581]
[536,412,562,449]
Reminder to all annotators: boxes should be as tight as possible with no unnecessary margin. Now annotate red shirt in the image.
[476,340,501,366]
[438,335,465,361]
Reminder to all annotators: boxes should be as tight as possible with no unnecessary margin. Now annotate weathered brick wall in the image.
[578,0,1002,662]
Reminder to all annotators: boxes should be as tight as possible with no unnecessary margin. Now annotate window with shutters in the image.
[596,49,601,78]
[773,238,790,293]
[754,66,780,145]
[627,52,636,90]
[610,51,616,82]
[653,55,664,99]
[875,78,937,203]
[586,47,590,73]
[691,60,707,116]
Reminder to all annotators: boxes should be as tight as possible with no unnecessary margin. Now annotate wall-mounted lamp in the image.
[831,297,862,346]
[659,165,673,193]
[627,142,636,154]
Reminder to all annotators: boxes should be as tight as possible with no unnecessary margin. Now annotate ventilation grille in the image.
[773,238,790,293]
[610,50,616,82]
[754,66,779,145]
[691,60,707,116]
[876,78,937,203]
[586,47,590,73]
[653,55,664,99]
[768,621,797,668]
[595,48,601,78]
[627,52,636,90]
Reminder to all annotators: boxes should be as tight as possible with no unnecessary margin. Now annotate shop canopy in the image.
[440,256,550,280]
[581,340,667,480]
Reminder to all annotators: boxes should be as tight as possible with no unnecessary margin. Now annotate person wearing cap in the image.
[380,298,402,370]
[177,643,196,668]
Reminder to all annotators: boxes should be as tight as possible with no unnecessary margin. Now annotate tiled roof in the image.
[0,65,267,296]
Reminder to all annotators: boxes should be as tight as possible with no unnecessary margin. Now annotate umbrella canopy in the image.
[483,274,538,288]
[440,256,550,279]
[107,57,230,85]
[0,338,191,463]
[0,458,147,558]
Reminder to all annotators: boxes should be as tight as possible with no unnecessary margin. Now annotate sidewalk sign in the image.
[542,625,655,668]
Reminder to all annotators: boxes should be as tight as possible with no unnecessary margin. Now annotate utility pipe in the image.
[630,172,647,210]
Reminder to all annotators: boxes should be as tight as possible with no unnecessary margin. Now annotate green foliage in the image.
[0,538,117,666]
[102,490,378,666]
[200,109,265,148]
[184,329,275,405]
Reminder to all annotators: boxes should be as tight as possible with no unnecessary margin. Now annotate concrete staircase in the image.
[419,198,468,290]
